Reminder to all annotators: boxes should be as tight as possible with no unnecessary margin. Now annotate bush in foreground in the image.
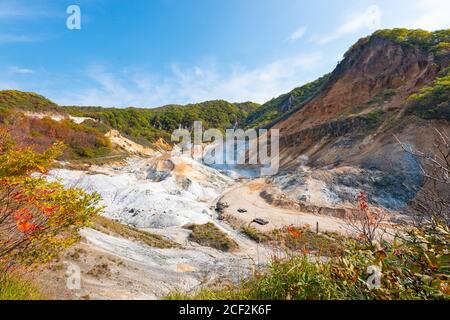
[168,222,449,300]
[0,128,101,299]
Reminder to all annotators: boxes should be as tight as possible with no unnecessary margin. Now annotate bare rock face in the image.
[260,33,450,213]
[106,129,156,156]
[277,37,441,133]
[272,35,449,172]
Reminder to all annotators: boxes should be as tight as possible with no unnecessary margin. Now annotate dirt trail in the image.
[219,179,350,235]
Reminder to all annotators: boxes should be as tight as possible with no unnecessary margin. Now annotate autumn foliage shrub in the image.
[0,112,111,160]
[0,128,101,268]
[168,222,449,300]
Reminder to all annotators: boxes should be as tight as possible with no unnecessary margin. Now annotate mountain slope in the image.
[243,74,330,129]
[0,90,62,115]
[272,29,450,172]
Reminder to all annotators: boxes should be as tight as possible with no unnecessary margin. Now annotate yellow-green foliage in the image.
[346,29,450,58]
[0,273,45,300]
[242,226,271,243]
[0,90,60,113]
[0,130,102,299]
[374,28,450,55]
[64,100,260,144]
[408,67,450,120]
[242,226,344,257]
[243,74,330,129]
[0,90,113,161]
[271,227,345,257]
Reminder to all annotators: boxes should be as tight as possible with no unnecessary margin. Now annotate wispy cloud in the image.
[316,5,381,44]
[408,0,450,30]
[8,66,35,74]
[0,0,54,18]
[0,1,37,18]
[0,33,43,44]
[0,3,26,17]
[286,26,307,42]
[55,52,325,107]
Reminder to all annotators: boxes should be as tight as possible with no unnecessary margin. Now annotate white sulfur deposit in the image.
[49,156,233,228]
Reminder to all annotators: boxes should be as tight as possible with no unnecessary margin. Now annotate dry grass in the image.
[242,225,345,257]
[87,263,111,278]
[242,226,271,243]
[186,223,239,252]
[271,227,346,256]
[91,215,180,249]
[0,272,46,300]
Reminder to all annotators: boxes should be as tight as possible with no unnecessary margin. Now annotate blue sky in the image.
[0,0,449,108]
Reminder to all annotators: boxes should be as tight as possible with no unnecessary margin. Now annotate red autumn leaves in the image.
[358,191,376,224]
[358,191,369,211]
[9,188,60,235]
[287,225,302,238]
[14,208,37,234]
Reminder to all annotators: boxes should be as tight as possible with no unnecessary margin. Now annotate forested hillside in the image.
[64,100,260,144]
[0,91,112,160]
[0,90,61,114]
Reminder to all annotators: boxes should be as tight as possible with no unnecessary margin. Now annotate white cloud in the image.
[55,52,325,107]
[315,1,449,45]
[286,26,307,42]
[0,3,27,17]
[0,1,51,18]
[0,34,39,44]
[8,66,34,74]
[316,5,381,44]
[408,0,450,30]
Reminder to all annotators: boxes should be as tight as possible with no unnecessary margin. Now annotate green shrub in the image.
[242,226,270,243]
[346,29,450,58]
[242,226,344,257]
[373,29,450,54]
[407,67,450,120]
